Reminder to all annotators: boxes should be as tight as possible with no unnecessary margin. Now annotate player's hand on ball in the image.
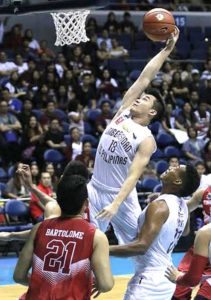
[95,203,119,220]
[165,265,182,283]
[165,26,180,52]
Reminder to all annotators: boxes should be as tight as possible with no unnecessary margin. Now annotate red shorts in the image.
[197,280,211,300]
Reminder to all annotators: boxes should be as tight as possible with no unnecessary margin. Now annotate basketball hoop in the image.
[51,10,90,46]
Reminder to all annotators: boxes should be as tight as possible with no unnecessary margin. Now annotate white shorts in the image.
[87,180,141,244]
[124,271,176,300]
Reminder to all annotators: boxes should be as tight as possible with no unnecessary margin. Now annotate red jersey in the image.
[30,183,53,219]
[24,217,96,300]
[174,221,211,299]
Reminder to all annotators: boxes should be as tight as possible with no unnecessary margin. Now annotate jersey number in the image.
[167,229,183,254]
[43,239,76,274]
[108,140,117,153]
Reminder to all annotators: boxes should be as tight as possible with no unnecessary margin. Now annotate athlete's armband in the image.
[176,254,209,286]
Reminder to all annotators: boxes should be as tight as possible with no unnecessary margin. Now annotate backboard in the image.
[0,0,109,15]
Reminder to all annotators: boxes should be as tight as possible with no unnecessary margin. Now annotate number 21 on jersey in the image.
[43,239,76,275]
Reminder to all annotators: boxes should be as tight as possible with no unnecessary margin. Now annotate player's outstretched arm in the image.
[91,229,114,297]
[165,224,211,286]
[0,230,30,241]
[186,189,204,213]
[17,164,54,205]
[96,136,156,220]
[118,27,179,112]
[13,223,40,286]
[110,200,169,257]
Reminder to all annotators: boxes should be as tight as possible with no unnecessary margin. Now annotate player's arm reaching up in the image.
[0,165,58,243]
[186,188,204,213]
[17,164,54,205]
[116,27,180,115]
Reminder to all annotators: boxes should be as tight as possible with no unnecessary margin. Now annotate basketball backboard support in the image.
[0,0,109,15]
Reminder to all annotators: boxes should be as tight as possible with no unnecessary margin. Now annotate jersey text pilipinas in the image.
[92,110,154,188]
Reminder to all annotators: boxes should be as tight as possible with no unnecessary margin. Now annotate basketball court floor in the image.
[0,253,186,299]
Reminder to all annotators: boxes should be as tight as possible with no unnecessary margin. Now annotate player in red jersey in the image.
[170,186,211,300]
[166,223,211,300]
[13,173,114,300]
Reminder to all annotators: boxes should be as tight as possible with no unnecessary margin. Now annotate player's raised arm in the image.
[186,188,204,213]
[119,27,179,112]
[17,164,54,205]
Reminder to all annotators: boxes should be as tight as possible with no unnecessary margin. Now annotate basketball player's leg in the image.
[87,181,110,232]
[111,191,141,244]
[124,272,176,300]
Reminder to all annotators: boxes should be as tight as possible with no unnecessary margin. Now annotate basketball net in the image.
[51,10,90,46]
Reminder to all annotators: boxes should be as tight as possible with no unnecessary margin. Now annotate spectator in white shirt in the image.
[200,59,211,81]
[24,29,40,51]
[97,29,112,50]
[55,52,68,79]
[14,53,28,74]
[109,38,129,58]
[195,161,211,189]
[0,51,17,77]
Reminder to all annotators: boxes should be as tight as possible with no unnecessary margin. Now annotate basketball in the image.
[143,8,175,42]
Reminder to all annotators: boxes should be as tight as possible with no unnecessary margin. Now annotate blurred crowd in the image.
[0,11,210,224]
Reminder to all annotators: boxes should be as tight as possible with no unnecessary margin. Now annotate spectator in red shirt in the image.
[29,172,53,223]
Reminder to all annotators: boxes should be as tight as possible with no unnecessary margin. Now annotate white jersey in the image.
[134,194,188,274]
[92,109,155,189]
[199,174,211,189]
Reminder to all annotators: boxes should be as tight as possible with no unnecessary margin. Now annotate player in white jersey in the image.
[109,164,200,300]
[88,28,180,244]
